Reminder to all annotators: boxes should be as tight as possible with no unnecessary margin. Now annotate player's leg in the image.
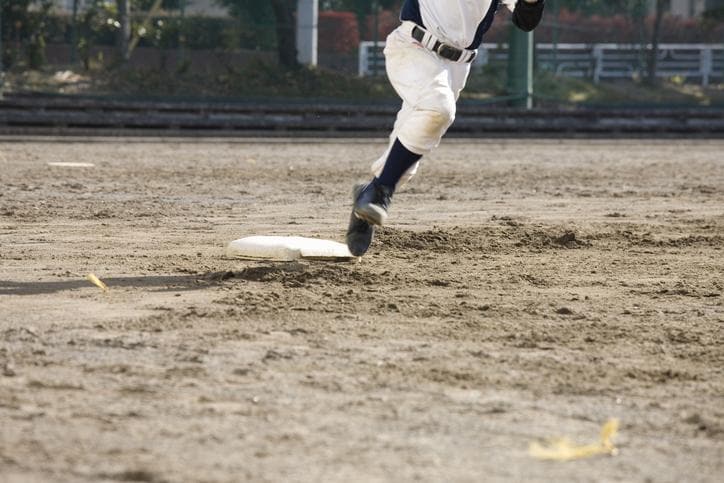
[369,101,420,189]
[355,32,464,220]
[347,29,429,256]
[370,51,471,192]
[346,27,469,256]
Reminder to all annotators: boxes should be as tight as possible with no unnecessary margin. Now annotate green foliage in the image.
[77,0,117,68]
[464,63,507,97]
[134,16,241,50]
[105,59,395,99]
[217,0,302,66]
[320,0,398,13]
[558,0,649,17]
[320,0,399,38]
[533,70,606,103]
[462,64,724,106]
[215,1,401,66]
[1,0,54,69]
[133,0,182,10]
[28,34,46,69]
[214,0,277,50]
[703,5,724,22]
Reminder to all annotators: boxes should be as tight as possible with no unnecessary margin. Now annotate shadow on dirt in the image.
[0,263,367,296]
[0,273,233,296]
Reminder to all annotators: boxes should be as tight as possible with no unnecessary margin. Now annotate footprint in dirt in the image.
[205,262,373,288]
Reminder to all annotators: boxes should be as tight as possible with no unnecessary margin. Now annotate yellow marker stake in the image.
[86,273,109,292]
[529,419,619,461]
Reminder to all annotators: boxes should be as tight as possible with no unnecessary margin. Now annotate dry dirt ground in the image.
[0,138,722,482]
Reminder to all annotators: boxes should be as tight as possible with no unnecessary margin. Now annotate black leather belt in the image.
[411,25,476,63]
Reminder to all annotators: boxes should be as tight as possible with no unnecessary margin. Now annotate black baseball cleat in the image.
[346,180,392,257]
[346,211,374,257]
[345,181,393,257]
[346,183,374,256]
[352,179,392,226]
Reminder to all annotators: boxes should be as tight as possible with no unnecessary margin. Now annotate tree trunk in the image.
[647,0,665,85]
[117,0,131,62]
[0,2,4,82]
[632,0,647,79]
[70,0,79,64]
[270,0,298,68]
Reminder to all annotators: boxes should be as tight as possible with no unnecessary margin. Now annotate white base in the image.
[47,162,95,168]
[226,236,357,262]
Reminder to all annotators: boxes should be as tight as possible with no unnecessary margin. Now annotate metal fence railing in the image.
[359,41,724,86]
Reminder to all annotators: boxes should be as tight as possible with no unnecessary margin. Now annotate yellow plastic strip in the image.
[86,273,109,292]
[529,419,619,461]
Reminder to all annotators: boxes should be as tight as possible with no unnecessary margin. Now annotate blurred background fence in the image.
[360,42,724,86]
[1,0,724,108]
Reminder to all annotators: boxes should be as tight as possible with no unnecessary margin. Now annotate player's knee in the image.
[427,98,456,129]
[427,110,453,131]
[421,109,454,139]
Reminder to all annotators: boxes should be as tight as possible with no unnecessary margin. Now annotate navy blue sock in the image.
[375,138,422,191]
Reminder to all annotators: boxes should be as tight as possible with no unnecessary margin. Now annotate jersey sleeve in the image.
[512,0,545,32]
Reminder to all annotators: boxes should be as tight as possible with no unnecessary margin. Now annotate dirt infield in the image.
[1,138,722,482]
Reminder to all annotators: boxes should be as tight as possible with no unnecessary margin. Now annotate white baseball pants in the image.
[371,21,472,187]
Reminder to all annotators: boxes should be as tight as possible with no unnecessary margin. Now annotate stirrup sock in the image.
[376,138,422,190]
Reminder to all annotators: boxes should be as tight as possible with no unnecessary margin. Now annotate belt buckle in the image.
[436,43,461,62]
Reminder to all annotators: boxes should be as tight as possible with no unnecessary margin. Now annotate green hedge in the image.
[134,17,235,49]
[2,13,276,52]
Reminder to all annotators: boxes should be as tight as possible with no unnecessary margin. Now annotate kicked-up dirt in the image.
[0,137,723,482]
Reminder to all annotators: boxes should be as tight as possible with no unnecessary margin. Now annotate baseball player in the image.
[346,0,545,256]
